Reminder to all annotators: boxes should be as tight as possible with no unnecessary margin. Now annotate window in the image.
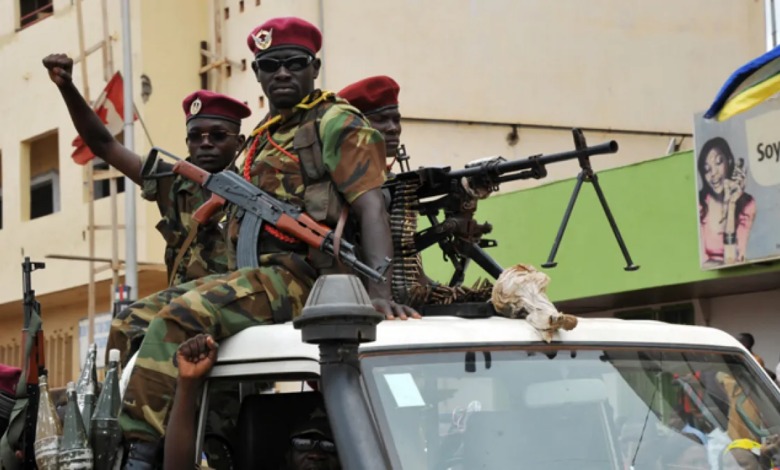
[363,347,780,470]
[199,378,318,470]
[24,130,60,220]
[93,158,126,200]
[615,303,695,325]
[30,170,60,219]
[19,0,53,29]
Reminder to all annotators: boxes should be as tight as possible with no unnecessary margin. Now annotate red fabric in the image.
[71,72,137,165]
[182,90,252,123]
[0,364,21,396]
[338,76,400,115]
[247,17,322,56]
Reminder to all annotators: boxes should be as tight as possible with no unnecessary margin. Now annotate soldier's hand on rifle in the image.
[42,54,74,87]
[176,334,218,385]
[372,298,421,321]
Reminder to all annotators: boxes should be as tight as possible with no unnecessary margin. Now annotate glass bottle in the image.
[59,381,93,469]
[91,349,122,470]
[34,374,61,470]
[76,344,98,418]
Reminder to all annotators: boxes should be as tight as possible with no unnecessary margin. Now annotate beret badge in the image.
[190,97,202,115]
[254,28,273,51]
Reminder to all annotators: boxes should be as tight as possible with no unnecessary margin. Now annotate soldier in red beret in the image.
[339,75,402,172]
[42,55,253,393]
[43,54,251,287]
[117,17,419,469]
[339,76,437,293]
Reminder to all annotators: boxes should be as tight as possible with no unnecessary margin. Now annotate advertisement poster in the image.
[78,312,112,369]
[694,98,780,270]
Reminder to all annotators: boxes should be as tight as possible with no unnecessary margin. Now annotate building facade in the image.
[0,0,767,385]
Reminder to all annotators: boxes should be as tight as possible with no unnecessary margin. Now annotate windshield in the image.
[362,346,780,470]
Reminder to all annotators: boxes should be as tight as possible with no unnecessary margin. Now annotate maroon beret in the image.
[0,364,21,395]
[247,17,322,57]
[338,76,400,116]
[182,90,251,125]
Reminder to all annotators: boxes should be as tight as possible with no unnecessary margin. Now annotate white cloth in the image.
[706,428,731,470]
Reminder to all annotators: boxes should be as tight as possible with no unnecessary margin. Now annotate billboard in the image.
[694,98,780,270]
[78,312,112,369]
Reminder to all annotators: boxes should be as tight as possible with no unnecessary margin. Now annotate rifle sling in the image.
[169,220,200,287]
[0,305,42,470]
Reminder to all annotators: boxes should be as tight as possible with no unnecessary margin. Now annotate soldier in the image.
[339,76,434,287]
[42,55,252,366]
[120,17,418,469]
[338,75,402,174]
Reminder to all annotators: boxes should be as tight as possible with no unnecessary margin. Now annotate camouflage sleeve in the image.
[139,153,175,202]
[319,103,387,203]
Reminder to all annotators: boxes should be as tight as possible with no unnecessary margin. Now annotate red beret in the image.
[247,17,322,57]
[338,76,400,116]
[0,364,21,395]
[182,90,251,125]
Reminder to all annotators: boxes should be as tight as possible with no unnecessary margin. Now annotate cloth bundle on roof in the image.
[705,45,780,121]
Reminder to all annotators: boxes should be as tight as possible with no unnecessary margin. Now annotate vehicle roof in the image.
[215,316,746,364]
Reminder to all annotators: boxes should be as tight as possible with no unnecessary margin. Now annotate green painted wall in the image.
[419,151,780,301]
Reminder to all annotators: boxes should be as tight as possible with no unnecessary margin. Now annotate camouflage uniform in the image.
[121,91,387,441]
[105,156,231,367]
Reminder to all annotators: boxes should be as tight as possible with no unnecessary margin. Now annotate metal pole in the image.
[74,0,95,345]
[122,0,138,300]
[772,0,778,48]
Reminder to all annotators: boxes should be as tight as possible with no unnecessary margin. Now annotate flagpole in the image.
[122,0,138,301]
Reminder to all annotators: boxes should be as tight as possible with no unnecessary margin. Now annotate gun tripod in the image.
[542,129,639,271]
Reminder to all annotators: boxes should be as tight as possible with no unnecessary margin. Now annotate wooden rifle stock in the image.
[192,195,227,224]
[276,213,328,248]
[173,161,227,224]
[172,160,210,185]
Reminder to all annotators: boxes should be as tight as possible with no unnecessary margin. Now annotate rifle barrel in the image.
[449,140,619,179]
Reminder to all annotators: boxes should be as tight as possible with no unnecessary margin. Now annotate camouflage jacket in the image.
[226,90,387,269]
[141,156,231,285]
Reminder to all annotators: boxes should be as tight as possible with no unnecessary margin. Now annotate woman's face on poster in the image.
[704,148,728,195]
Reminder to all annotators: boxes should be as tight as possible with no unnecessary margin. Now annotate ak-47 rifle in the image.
[142,148,390,284]
[0,258,46,470]
[20,258,46,470]
[384,129,639,289]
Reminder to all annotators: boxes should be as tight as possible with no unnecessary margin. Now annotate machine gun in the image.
[383,129,639,294]
[142,148,390,284]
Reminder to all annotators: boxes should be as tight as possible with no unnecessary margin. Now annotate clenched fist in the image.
[176,334,218,384]
[42,53,74,87]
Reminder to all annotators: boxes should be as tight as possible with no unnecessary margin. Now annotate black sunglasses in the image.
[290,437,336,454]
[254,55,313,73]
[186,130,238,144]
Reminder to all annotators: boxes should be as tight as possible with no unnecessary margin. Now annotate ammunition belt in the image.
[408,279,494,309]
[389,180,422,305]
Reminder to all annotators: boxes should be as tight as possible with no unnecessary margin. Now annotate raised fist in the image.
[176,334,218,383]
[42,53,74,87]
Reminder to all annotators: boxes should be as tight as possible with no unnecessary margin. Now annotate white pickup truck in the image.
[122,276,780,470]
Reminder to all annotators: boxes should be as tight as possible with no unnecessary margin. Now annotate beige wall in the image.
[0,0,209,379]
[218,0,763,190]
[0,0,209,307]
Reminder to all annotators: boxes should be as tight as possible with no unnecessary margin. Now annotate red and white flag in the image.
[71,71,138,165]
